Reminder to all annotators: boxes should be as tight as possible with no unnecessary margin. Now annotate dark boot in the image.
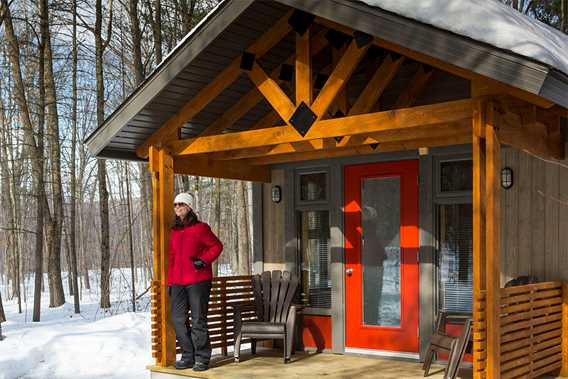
[174,356,194,370]
[192,362,209,372]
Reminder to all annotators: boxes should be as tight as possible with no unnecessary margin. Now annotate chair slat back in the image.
[261,271,271,322]
[279,272,298,323]
[269,270,282,322]
[251,274,264,321]
[252,270,299,324]
[275,271,291,322]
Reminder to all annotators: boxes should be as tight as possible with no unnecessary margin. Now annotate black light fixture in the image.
[271,185,282,203]
[501,167,514,190]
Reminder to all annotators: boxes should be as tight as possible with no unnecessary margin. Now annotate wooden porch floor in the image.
[148,349,473,379]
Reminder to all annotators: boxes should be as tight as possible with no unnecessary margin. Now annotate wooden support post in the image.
[561,282,568,376]
[472,99,487,379]
[149,146,177,367]
[485,101,501,379]
[296,27,312,106]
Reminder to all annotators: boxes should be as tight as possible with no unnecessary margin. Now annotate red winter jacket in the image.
[167,222,223,286]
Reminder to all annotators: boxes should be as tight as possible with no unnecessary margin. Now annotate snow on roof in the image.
[359,0,568,76]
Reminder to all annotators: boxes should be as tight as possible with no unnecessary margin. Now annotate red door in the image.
[344,160,419,353]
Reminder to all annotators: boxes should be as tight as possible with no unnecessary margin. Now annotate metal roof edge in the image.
[84,0,255,158]
[540,69,568,109]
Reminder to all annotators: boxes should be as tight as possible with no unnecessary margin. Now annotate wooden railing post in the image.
[561,282,568,376]
[220,278,228,356]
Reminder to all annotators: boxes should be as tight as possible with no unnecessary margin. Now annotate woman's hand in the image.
[190,256,206,269]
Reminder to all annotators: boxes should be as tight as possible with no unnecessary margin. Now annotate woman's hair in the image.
[173,209,199,228]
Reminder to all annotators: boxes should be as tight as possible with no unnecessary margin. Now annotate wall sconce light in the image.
[271,185,282,203]
[501,167,513,190]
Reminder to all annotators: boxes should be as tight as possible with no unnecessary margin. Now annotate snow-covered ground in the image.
[0,270,153,379]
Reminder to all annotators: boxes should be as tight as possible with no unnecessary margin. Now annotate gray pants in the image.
[170,280,212,364]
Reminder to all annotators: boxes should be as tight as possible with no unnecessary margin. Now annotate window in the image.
[298,210,331,308]
[439,159,472,193]
[435,158,473,314]
[295,169,331,309]
[437,203,473,313]
[299,172,327,202]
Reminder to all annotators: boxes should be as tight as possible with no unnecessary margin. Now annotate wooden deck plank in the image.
[148,350,472,379]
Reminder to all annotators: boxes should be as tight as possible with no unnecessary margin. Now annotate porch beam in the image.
[482,98,565,161]
[315,17,555,109]
[394,64,435,109]
[247,61,297,125]
[296,27,312,105]
[485,101,501,379]
[348,54,405,116]
[311,39,369,119]
[249,111,281,131]
[135,10,294,158]
[149,146,177,366]
[210,121,470,161]
[173,156,270,182]
[243,133,471,165]
[200,29,329,137]
[167,99,474,156]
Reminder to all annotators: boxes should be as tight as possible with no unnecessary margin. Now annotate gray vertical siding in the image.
[501,144,568,284]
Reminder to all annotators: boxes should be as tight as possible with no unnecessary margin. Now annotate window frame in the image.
[294,166,333,314]
[434,156,473,199]
[295,168,331,207]
[433,154,473,316]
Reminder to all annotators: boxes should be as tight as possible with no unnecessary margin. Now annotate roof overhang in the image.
[84,0,568,161]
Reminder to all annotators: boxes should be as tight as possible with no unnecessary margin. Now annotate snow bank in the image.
[0,270,152,379]
[359,0,568,76]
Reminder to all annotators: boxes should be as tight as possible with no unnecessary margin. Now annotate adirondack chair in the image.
[423,312,472,379]
[232,270,301,363]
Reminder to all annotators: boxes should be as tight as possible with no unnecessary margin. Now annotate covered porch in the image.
[84,1,568,378]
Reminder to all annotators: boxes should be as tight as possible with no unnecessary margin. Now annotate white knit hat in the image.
[174,192,194,208]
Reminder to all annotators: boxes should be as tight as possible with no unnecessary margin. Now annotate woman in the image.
[168,192,223,372]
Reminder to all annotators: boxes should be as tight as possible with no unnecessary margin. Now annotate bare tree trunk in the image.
[562,0,568,33]
[236,182,250,275]
[0,289,5,339]
[40,0,65,308]
[211,178,221,276]
[2,0,46,319]
[0,290,5,322]
[95,0,113,309]
[124,163,137,312]
[69,0,80,313]
[146,0,162,63]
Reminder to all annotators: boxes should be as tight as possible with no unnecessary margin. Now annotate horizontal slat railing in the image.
[175,275,256,356]
[474,281,568,379]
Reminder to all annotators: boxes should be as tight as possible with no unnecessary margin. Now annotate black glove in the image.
[190,257,206,269]
[168,286,172,297]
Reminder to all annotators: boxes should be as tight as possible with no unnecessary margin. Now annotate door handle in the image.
[345,268,353,276]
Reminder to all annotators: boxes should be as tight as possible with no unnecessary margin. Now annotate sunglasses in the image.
[174,203,188,208]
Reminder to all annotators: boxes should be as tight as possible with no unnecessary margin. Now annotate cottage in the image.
[85,1,568,378]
